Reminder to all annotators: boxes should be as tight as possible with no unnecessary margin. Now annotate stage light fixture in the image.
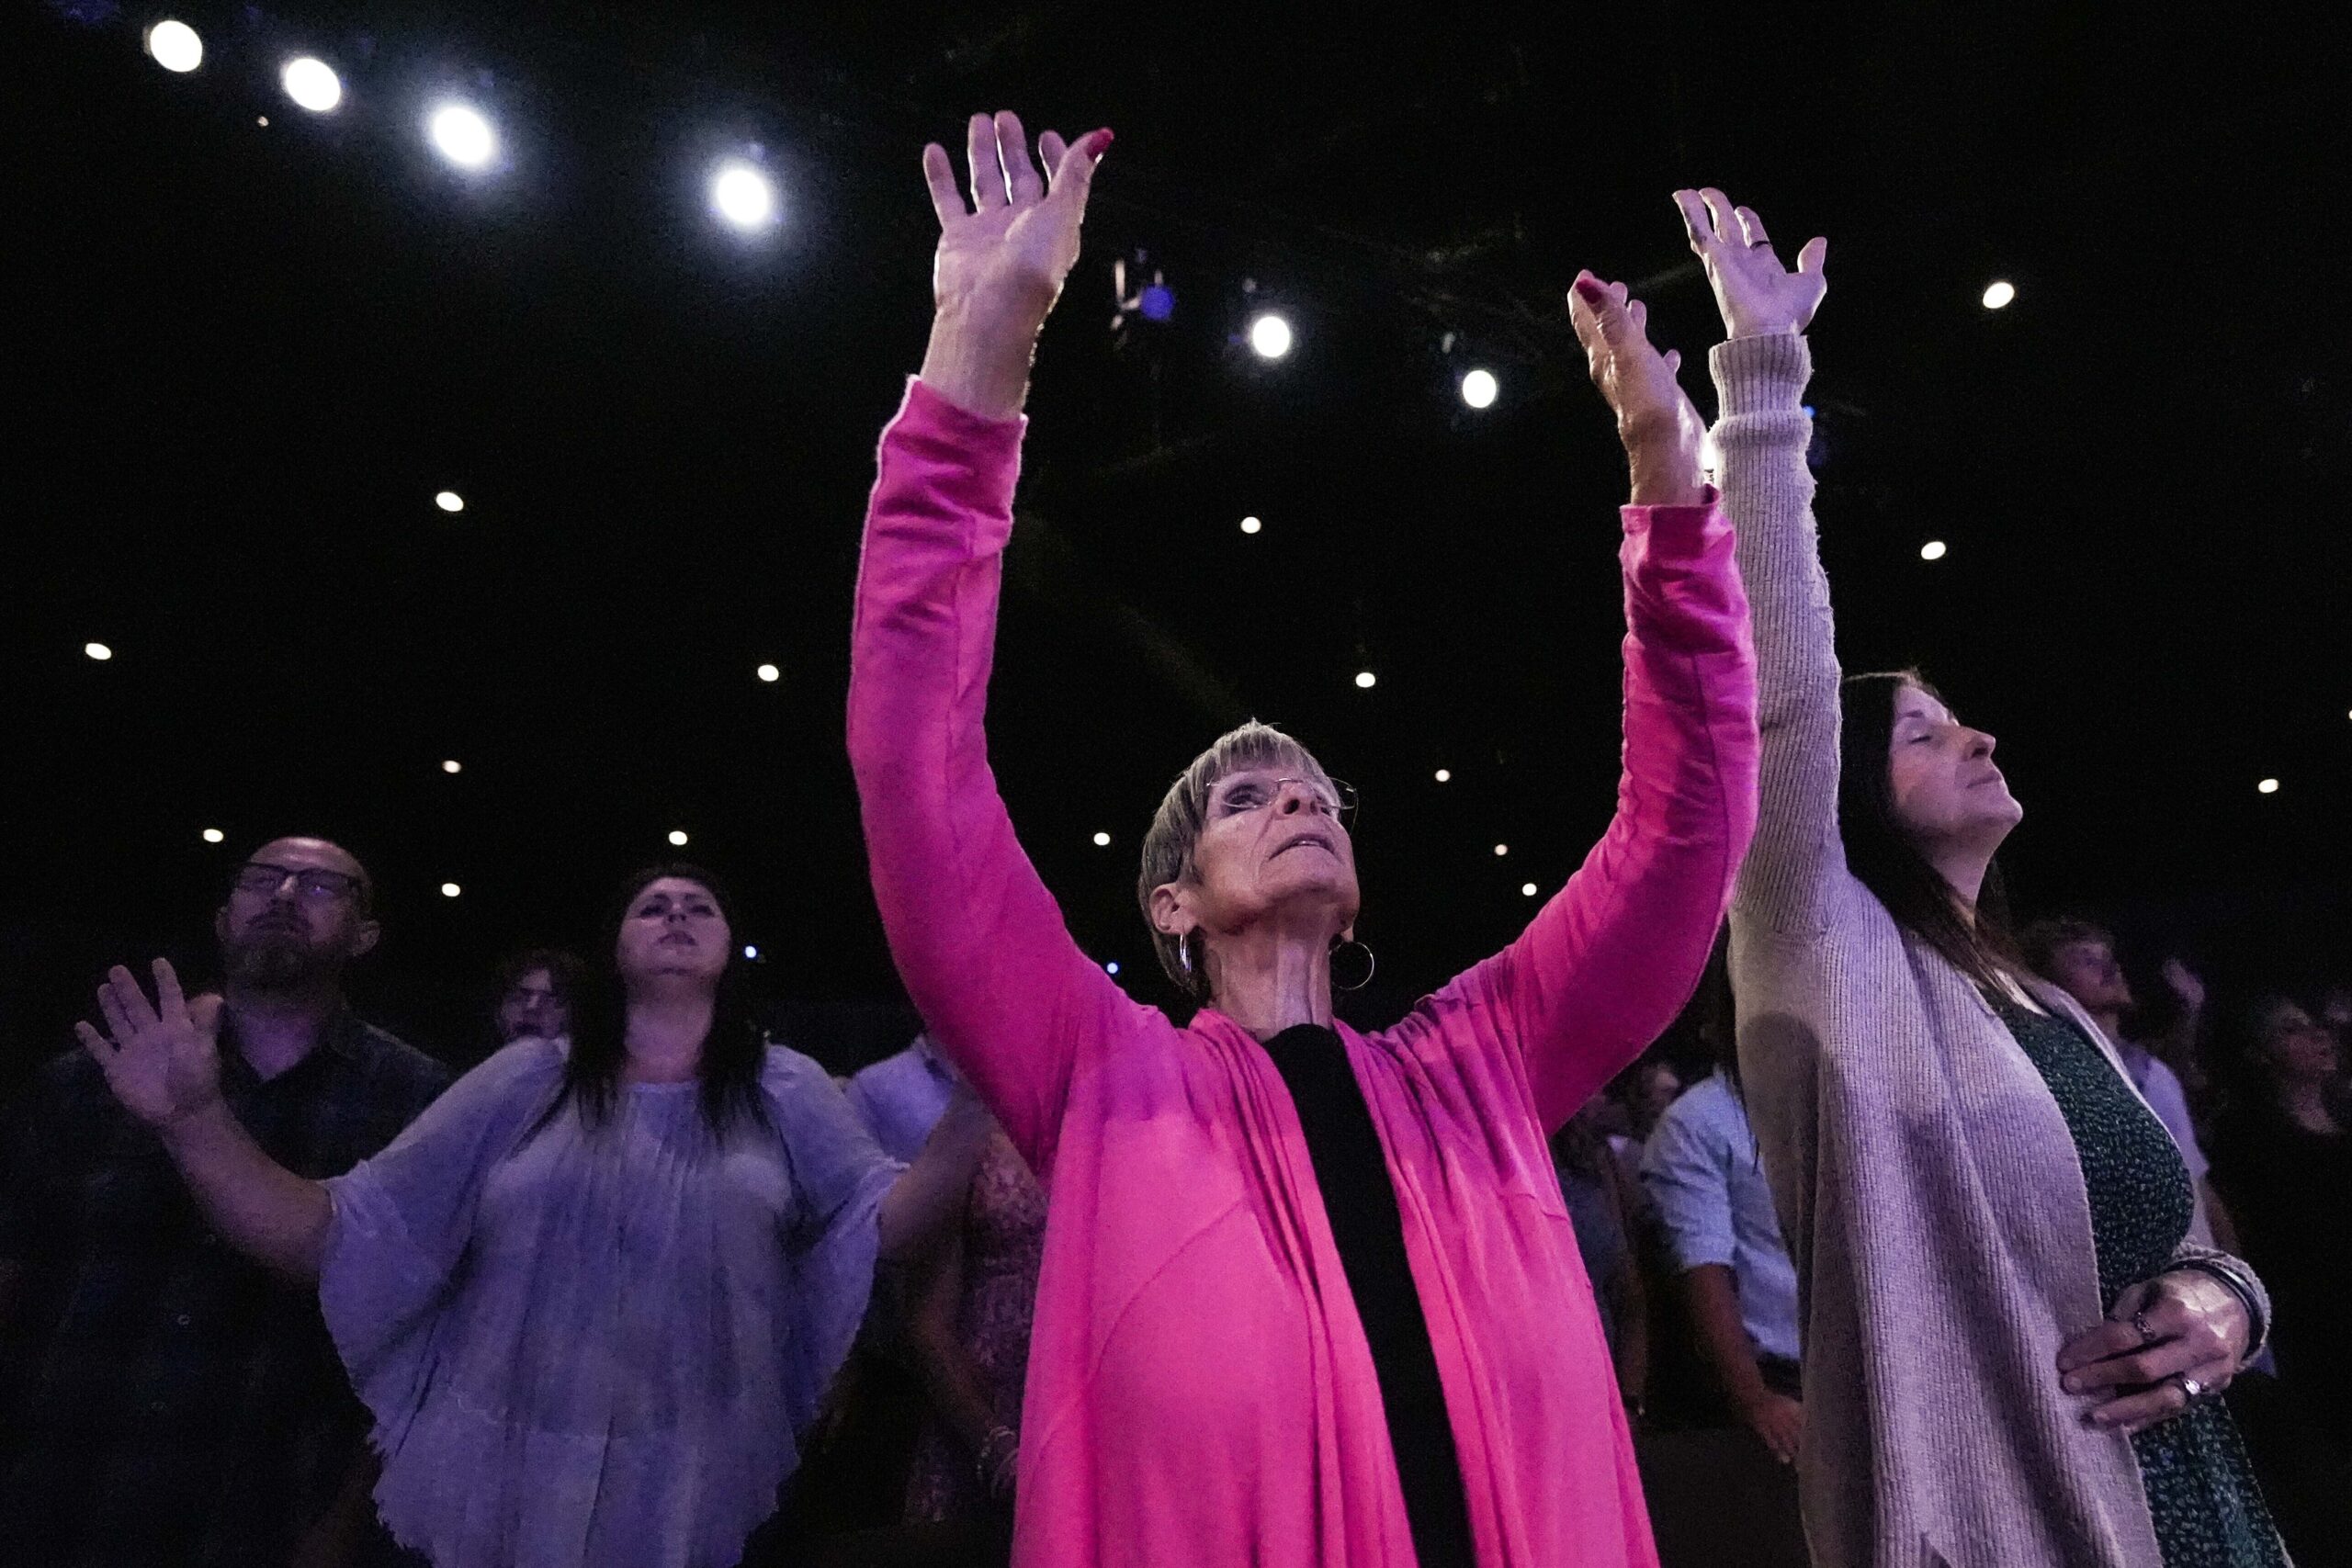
[756,662,781,682]
[1920,540,1949,561]
[145,19,202,73]
[1460,368,1499,410]
[710,161,778,231]
[668,829,690,846]
[1239,515,1262,535]
[1434,769,1451,783]
[1493,843,1509,857]
[1092,831,1112,847]
[84,641,114,661]
[1106,961,1122,975]
[742,944,760,960]
[201,828,226,844]
[1354,671,1377,690]
[1982,280,2017,310]
[428,103,496,170]
[2257,777,2279,795]
[1521,883,1538,897]
[440,882,462,897]
[435,491,464,513]
[282,57,342,113]
[1248,312,1294,360]
[441,760,462,774]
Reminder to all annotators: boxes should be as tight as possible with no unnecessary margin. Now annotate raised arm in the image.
[1677,190,1843,935]
[77,959,330,1280]
[847,113,1130,1176]
[1453,276,1758,1129]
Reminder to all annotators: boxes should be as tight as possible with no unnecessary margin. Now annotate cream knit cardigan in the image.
[1715,331,2273,1568]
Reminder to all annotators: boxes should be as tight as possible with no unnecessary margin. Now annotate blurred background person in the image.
[849,1032,960,1163]
[490,946,583,1049]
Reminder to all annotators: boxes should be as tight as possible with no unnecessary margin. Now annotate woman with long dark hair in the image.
[1692,186,2289,1564]
[848,111,1758,1565]
[77,863,988,1568]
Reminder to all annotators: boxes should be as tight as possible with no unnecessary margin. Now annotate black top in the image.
[1263,1022,1476,1566]
[0,1011,451,1566]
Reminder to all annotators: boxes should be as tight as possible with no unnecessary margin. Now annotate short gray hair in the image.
[1136,720,1337,998]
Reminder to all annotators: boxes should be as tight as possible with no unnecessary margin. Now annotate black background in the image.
[6,0,2345,1083]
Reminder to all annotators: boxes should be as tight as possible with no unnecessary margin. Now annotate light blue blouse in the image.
[320,1037,900,1568]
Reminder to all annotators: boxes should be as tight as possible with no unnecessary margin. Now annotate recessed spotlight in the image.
[1461,368,1499,409]
[710,161,779,231]
[1493,843,1509,857]
[201,828,226,844]
[281,57,342,113]
[428,103,496,170]
[1092,831,1112,847]
[1920,540,1949,561]
[1982,280,2017,310]
[439,882,462,898]
[1521,882,1538,897]
[1433,769,1451,783]
[1247,312,1294,360]
[2257,778,2279,795]
[668,829,690,847]
[435,491,464,513]
[145,19,203,73]
[742,944,761,960]
[1239,515,1262,535]
[1354,671,1377,690]
[441,759,462,774]
[84,641,114,661]
[756,662,781,682]
[1105,961,1122,976]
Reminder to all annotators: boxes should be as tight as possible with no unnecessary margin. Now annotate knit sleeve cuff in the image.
[1709,332,1814,419]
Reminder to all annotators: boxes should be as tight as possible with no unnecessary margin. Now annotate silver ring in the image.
[2132,1310,2157,1346]
[2176,1372,2205,1402]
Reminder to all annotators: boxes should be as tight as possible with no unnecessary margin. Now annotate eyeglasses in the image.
[232,863,366,902]
[1214,773,1359,827]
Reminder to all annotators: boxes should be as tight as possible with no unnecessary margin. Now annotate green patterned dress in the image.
[1994,997,2290,1566]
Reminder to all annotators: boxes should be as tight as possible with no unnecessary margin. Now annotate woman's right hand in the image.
[918,111,1112,420]
[76,959,226,1130]
[1673,188,1827,342]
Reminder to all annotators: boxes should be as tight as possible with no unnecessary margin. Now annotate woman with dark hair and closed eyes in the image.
[848,110,1758,1566]
[75,863,990,1568]
[1690,186,2290,1564]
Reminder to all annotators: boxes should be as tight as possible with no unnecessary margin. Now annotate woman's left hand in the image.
[2057,1270,2251,1434]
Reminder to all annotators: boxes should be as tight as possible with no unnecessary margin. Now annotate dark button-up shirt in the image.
[0,1010,449,1566]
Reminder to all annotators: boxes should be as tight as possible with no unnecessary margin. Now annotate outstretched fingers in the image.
[74,1019,115,1065]
[995,110,1045,204]
[1795,235,1828,275]
[921,142,966,228]
[153,957,188,1027]
[965,112,1007,210]
[107,964,159,1032]
[1045,128,1113,213]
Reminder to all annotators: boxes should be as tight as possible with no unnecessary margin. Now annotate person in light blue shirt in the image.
[847,1032,961,1163]
[1641,1052,1804,1464]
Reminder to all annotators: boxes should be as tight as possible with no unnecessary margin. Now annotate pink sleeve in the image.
[1437,498,1758,1132]
[845,379,1136,1179]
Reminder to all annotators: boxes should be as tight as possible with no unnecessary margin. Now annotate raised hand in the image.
[917,111,1112,420]
[1566,272,1705,507]
[76,958,225,1130]
[1673,188,1827,341]
[2159,957,2207,1015]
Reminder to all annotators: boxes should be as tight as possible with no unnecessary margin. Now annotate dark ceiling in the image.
[6,0,2346,1074]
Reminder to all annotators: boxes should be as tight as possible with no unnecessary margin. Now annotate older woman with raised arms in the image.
[848,111,1759,1566]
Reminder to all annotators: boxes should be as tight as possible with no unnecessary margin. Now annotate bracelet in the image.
[2170,1260,2267,1361]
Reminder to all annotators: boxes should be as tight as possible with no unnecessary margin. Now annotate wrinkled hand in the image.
[2160,958,2207,1014]
[1740,1389,1804,1465]
[2058,1270,2249,1434]
[1566,272,1703,505]
[923,111,1110,337]
[76,959,225,1130]
[1674,188,1827,341]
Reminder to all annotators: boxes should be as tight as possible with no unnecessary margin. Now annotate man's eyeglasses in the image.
[232,863,366,903]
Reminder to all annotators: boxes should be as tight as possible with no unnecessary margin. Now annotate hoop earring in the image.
[1330,938,1376,993]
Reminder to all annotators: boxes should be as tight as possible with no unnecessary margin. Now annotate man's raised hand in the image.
[76,958,225,1131]
[1674,188,1826,342]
